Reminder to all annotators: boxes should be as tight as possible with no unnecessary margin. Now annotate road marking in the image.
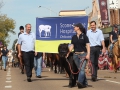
[6,81,12,83]
[6,77,11,79]
[6,75,11,76]
[7,73,11,74]
[5,68,12,88]
[106,80,120,84]
[6,78,11,80]
[5,86,12,88]
[98,77,120,85]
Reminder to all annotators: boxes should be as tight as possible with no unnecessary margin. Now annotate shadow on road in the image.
[32,78,69,81]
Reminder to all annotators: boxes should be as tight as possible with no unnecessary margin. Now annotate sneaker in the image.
[91,77,97,82]
[85,84,92,87]
[77,82,86,88]
[27,77,32,82]
[21,70,24,74]
[36,75,42,78]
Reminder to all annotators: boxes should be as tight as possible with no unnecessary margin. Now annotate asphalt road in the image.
[0,67,120,90]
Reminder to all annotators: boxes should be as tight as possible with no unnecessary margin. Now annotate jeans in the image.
[34,56,42,76]
[2,56,8,69]
[73,53,87,85]
[110,39,117,52]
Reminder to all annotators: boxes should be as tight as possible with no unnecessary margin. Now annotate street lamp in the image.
[38,6,57,16]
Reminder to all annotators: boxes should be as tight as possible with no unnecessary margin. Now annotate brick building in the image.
[110,9,120,25]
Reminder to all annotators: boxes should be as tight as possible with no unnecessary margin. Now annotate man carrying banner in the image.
[87,21,105,82]
[18,24,35,82]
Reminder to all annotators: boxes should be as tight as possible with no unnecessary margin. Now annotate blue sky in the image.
[0,0,92,49]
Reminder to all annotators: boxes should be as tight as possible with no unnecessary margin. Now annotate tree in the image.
[0,15,16,46]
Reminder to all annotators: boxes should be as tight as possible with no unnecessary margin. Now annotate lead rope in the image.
[66,56,93,76]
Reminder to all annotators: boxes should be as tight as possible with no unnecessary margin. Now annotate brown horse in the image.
[15,42,25,74]
[108,35,120,73]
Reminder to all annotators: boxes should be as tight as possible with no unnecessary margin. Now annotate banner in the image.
[35,16,88,53]
[99,0,109,25]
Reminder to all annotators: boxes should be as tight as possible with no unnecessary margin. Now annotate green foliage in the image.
[101,26,112,34]
[0,14,16,46]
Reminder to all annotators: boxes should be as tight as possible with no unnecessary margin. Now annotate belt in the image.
[22,51,34,53]
[90,45,101,48]
[74,52,84,54]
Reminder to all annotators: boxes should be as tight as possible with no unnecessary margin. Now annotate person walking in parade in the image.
[18,24,35,82]
[1,46,9,71]
[87,21,105,81]
[68,23,90,88]
[34,52,45,78]
[7,49,13,67]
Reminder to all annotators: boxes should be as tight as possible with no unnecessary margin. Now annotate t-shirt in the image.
[35,52,43,59]
[111,30,120,40]
[71,33,89,52]
[2,49,9,56]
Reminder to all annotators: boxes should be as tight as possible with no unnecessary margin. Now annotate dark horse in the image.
[46,53,64,74]
[58,43,78,88]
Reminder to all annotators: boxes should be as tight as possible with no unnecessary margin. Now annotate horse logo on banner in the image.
[39,25,51,38]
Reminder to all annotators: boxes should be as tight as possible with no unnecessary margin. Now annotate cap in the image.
[113,24,118,28]
[19,26,24,30]
[73,23,83,28]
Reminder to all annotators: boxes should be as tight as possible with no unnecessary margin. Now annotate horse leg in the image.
[112,57,117,73]
[50,59,53,71]
[46,55,50,67]
[59,58,63,74]
[20,65,24,74]
[57,58,61,74]
[114,55,118,73]
[72,74,77,87]
[45,32,47,37]
[54,59,57,73]
[69,74,74,88]
[64,63,74,87]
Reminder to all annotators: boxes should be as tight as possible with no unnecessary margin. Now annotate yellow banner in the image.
[35,40,71,53]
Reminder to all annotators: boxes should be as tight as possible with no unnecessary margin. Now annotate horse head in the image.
[118,35,120,48]
[58,43,69,57]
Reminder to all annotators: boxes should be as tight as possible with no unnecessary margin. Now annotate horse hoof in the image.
[54,70,57,73]
[68,85,73,88]
[21,71,24,74]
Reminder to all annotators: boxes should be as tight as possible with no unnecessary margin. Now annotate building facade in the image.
[88,0,101,28]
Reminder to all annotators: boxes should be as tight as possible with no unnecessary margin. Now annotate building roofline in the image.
[59,10,85,12]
